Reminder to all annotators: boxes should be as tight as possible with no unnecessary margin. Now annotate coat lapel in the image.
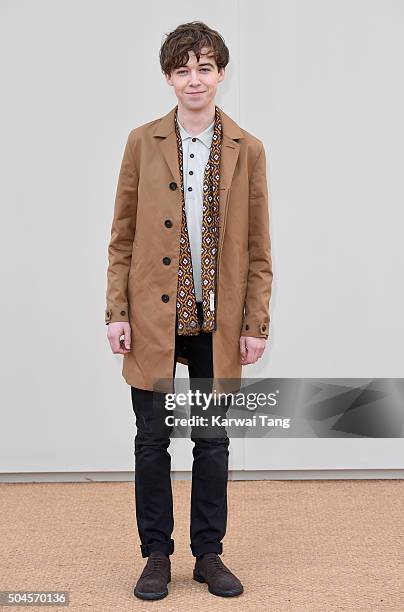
[152,105,244,258]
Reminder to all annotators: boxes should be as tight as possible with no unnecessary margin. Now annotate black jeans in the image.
[131,301,230,558]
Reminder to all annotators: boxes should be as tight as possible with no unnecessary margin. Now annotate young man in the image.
[106,21,273,600]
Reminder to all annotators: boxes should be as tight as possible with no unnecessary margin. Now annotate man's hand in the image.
[107,321,132,354]
[240,335,266,365]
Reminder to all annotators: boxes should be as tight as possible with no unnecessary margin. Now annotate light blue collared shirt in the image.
[176,117,215,302]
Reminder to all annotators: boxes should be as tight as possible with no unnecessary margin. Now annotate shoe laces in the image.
[204,553,231,574]
[149,555,168,568]
[142,554,168,576]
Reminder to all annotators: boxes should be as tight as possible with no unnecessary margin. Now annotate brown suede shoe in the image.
[193,552,244,597]
[133,550,171,600]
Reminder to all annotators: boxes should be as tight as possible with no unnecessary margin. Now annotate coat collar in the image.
[151,104,242,191]
[152,104,245,141]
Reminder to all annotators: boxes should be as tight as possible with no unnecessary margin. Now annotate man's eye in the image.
[177,69,210,74]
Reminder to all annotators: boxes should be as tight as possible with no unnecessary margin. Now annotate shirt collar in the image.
[176,118,215,148]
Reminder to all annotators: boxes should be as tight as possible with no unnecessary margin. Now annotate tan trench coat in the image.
[105,104,273,393]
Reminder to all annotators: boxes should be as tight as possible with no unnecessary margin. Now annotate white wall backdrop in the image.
[1,0,403,478]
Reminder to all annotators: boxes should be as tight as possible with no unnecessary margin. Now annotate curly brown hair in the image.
[159,21,230,76]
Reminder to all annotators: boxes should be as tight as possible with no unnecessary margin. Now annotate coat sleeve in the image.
[241,142,273,338]
[105,132,138,324]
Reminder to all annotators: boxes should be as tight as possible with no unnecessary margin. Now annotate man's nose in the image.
[189,71,202,85]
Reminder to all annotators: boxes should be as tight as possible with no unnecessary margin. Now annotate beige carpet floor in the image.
[0,479,403,611]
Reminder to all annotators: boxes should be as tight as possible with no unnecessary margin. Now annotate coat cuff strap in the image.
[241,318,269,338]
[105,304,129,325]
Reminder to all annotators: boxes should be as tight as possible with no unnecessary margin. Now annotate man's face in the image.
[165,47,225,110]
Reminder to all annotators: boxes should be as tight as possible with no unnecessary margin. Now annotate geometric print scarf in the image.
[174,105,223,335]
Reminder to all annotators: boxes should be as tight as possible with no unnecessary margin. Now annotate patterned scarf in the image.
[174,105,222,335]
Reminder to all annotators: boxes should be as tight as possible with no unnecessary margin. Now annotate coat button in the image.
[169,182,177,190]
[192,137,196,142]
[162,257,171,265]
[164,219,173,228]
[161,294,169,302]
[120,310,126,316]
[245,324,249,330]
